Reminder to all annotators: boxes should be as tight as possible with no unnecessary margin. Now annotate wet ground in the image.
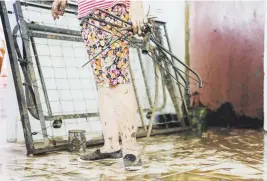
[0,128,265,180]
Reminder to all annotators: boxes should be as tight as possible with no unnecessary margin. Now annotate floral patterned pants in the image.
[81,4,132,88]
[80,5,139,156]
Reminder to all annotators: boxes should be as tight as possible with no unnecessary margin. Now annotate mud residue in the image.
[206,102,263,129]
[153,101,262,130]
[153,113,183,128]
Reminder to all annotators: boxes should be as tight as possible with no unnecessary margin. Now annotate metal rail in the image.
[0,1,34,154]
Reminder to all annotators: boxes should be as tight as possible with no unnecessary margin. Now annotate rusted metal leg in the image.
[0,1,35,154]
[129,55,147,131]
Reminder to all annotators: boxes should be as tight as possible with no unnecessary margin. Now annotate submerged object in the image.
[68,130,87,153]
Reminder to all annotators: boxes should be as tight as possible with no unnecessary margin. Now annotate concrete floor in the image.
[0,128,264,181]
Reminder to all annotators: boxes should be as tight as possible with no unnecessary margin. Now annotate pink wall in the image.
[190,1,264,119]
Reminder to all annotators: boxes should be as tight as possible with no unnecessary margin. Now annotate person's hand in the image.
[131,15,156,37]
[132,20,143,37]
[51,0,68,20]
[130,0,145,37]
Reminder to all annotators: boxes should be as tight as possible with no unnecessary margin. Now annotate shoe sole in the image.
[124,165,143,171]
[123,161,143,171]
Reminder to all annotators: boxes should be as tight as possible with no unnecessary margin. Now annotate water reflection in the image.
[0,128,264,180]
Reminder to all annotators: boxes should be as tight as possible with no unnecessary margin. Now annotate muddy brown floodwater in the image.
[0,128,265,180]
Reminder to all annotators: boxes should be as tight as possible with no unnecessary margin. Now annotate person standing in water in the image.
[51,0,145,171]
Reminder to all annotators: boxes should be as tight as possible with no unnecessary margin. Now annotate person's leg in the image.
[79,87,123,161]
[111,84,138,156]
[98,87,120,153]
[80,4,142,167]
[79,14,122,161]
[111,84,142,170]
[104,5,142,170]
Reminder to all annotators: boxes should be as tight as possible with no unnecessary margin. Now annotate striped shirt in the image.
[77,0,130,19]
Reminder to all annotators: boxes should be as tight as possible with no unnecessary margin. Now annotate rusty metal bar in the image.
[151,37,202,88]
[184,1,191,84]
[184,2,191,107]
[0,1,35,155]
[28,23,81,37]
[30,32,83,42]
[153,27,184,126]
[163,24,189,124]
[30,36,53,120]
[13,1,49,145]
[137,49,153,107]
[20,1,77,15]
[129,56,147,131]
